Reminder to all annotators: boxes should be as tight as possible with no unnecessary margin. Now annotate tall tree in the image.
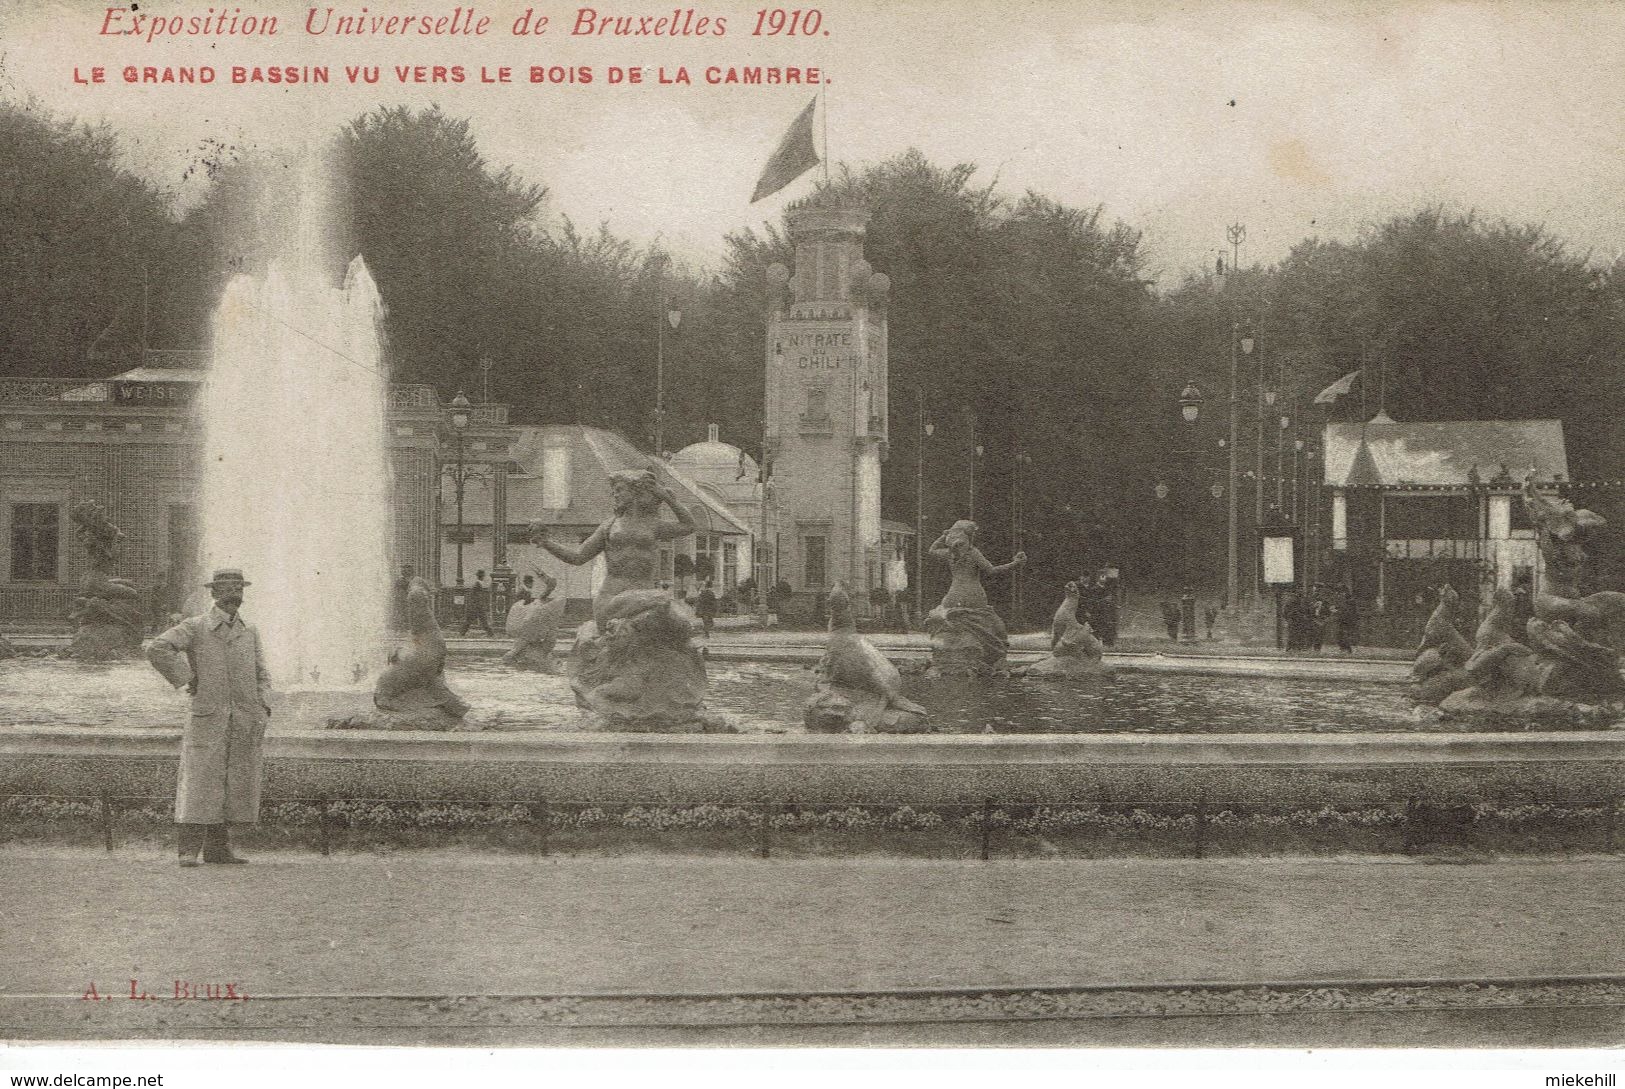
[0,100,175,376]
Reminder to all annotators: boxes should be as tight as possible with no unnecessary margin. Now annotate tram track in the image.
[7,971,1624,1032]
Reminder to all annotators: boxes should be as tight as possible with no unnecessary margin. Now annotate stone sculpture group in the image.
[63,502,146,661]
[1018,581,1112,679]
[1414,473,1625,718]
[328,575,474,731]
[527,467,723,732]
[922,520,1024,676]
[503,592,567,672]
[805,583,929,733]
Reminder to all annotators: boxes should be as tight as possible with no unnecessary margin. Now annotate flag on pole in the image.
[750,97,820,203]
[1313,370,1362,405]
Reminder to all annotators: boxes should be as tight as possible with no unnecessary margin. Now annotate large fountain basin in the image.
[4,725,1623,812]
[0,655,1565,735]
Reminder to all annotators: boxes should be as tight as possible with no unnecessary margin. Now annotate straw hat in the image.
[204,568,252,588]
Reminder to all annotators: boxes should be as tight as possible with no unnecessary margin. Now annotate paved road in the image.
[4,852,1620,999]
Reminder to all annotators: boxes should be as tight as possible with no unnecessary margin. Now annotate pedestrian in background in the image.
[1160,600,1180,641]
[1337,586,1359,654]
[1096,571,1120,646]
[460,569,493,636]
[696,579,719,638]
[392,564,415,629]
[1311,585,1335,653]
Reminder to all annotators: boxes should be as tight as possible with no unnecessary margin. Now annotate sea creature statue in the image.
[1428,473,1625,718]
[342,576,473,730]
[503,574,567,672]
[804,583,929,733]
[529,467,725,731]
[922,519,1025,676]
[1411,584,1474,703]
[61,502,146,660]
[1018,582,1112,679]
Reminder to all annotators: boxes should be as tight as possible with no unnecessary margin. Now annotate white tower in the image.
[763,204,891,601]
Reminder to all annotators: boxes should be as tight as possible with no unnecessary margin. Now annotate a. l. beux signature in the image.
[79,979,248,1001]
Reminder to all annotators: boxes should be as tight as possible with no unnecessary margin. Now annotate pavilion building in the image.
[1319,411,1569,631]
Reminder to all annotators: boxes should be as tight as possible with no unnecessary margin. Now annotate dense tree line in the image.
[0,101,175,374]
[4,99,1622,619]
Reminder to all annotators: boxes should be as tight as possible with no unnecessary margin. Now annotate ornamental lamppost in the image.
[1012,449,1033,621]
[1254,355,1276,600]
[1222,327,1256,607]
[1177,382,1205,588]
[446,391,472,588]
[966,411,983,519]
[652,255,682,457]
[1180,382,1204,423]
[914,392,933,613]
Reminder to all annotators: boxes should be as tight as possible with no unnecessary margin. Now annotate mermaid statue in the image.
[528,467,720,730]
[922,519,1025,676]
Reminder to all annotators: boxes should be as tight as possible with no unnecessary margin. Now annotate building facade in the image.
[0,366,444,623]
[669,424,781,592]
[441,423,753,614]
[1319,413,1569,632]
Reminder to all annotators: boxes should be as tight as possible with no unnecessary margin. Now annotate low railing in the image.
[5,791,1622,861]
[0,586,74,621]
[0,377,447,415]
[0,378,112,403]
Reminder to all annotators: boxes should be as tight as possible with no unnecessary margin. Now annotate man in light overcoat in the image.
[147,568,272,866]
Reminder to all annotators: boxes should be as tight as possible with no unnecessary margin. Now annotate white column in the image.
[1488,495,1511,539]
[1331,490,1348,549]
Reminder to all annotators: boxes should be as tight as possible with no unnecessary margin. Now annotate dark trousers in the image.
[176,822,235,860]
[460,599,492,635]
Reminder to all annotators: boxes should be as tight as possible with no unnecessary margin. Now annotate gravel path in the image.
[4,852,1622,1003]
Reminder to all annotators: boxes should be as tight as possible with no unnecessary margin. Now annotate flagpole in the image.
[819,81,830,184]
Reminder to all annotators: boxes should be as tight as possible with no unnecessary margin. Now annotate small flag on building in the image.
[750,97,820,203]
[1313,369,1362,405]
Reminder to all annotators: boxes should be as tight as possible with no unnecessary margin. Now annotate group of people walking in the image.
[1072,570,1120,646]
[1283,584,1360,654]
[390,564,561,637]
[1157,584,1360,654]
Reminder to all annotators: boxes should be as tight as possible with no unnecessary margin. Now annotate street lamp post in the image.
[1178,382,1205,588]
[653,257,682,457]
[1012,449,1032,622]
[1220,222,1248,609]
[447,391,472,588]
[914,391,933,615]
[1256,354,1276,601]
[966,412,982,519]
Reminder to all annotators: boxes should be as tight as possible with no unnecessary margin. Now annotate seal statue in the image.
[370,576,471,726]
[504,572,567,672]
[805,583,927,733]
[1020,581,1111,679]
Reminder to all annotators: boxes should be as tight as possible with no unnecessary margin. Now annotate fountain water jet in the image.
[198,148,391,692]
